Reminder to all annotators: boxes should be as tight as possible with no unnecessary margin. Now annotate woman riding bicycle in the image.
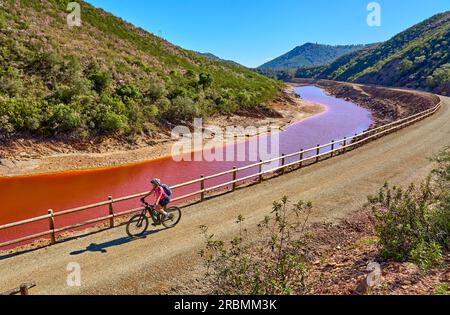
[127,178,180,236]
[140,178,172,220]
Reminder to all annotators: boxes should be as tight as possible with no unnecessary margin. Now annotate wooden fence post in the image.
[259,160,263,183]
[299,149,304,168]
[48,209,56,245]
[281,154,286,174]
[316,145,320,163]
[200,176,205,202]
[367,130,372,142]
[232,167,237,191]
[108,196,114,228]
[19,284,29,296]
[343,137,347,153]
[331,140,335,157]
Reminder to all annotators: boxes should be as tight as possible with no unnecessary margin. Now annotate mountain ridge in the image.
[295,11,450,95]
[258,43,369,70]
[194,51,244,68]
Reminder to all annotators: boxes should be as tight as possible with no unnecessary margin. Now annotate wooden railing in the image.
[0,100,443,249]
[1,282,36,295]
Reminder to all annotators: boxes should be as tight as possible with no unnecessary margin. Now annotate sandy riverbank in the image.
[0,86,325,177]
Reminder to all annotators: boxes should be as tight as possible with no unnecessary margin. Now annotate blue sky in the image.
[85,0,449,68]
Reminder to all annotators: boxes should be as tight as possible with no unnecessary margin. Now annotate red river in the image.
[0,86,372,248]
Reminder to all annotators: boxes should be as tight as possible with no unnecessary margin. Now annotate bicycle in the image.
[126,201,182,237]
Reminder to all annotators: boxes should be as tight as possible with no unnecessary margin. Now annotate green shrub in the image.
[168,86,197,100]
[0,115,15,133]
[0,97,44,132]
[367,147,450,270]
[427,64,450,87]
[100,95,126,115]
[50,104,82,132]
[434,283,449,295]
[214,96,238,114]
[154,97,171,113]
[126,100,144,134]
[164,96,200,122]
[185,69,196,78]
[88,69,111,94]
[200,197,313,295]
[409,241,443,271]
[50,85,75,104]
[369,182,432,261]
[414,56,426,64]
[116,84,142,99]
[427,76,436,87]
[0,67,23,96]
[99,112,128,133]
[198,72,213,89]
[397,58,414,74]
[236,91,254,107]
[145,82,166,101]
[430,147,450,248]
[49,78,92,104]
[143,105,159,120]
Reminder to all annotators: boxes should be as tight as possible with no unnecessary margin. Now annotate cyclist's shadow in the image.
[70,229,163,256]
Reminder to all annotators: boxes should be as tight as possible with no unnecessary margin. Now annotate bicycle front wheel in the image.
[126,214,149,237]
[162,206,182,228]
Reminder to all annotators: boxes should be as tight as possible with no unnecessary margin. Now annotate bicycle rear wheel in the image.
[162,206,182,228]
[126,214,149,237]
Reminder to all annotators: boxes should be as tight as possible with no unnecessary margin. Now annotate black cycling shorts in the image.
[159,198,170,207]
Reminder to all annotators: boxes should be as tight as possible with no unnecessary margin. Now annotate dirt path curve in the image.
[1,96,449,295]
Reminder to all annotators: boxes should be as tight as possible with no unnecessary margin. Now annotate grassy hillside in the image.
[0,0,282,141]
[258,43,367,70]
[313,12,450,95]
[314,44,380,80]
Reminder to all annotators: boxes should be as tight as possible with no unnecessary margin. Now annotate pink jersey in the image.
[152,186,168,200]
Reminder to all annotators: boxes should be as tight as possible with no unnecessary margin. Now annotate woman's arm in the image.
[141,187,155,201]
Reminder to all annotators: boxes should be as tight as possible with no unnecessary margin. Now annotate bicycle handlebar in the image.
[141,199,155,208]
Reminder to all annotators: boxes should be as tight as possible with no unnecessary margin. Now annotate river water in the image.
[0,86,372,247]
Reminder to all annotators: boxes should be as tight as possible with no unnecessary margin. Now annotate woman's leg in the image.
[155,200,169,215]
[154,204,165,214]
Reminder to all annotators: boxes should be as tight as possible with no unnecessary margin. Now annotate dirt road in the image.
[1,96,449,295]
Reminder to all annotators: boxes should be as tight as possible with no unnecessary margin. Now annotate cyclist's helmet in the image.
[151,178,161,186]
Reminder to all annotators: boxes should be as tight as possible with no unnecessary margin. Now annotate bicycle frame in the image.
[142,203,162,225]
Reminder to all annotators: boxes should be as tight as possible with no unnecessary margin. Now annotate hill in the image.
[195,52,244,68]
[0,0,282,142]
[298,12,450,95]
[258,43,368,70]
